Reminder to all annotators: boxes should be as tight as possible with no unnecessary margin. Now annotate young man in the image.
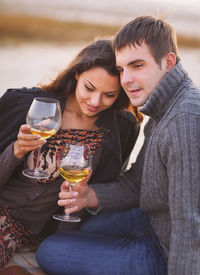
[37,15,200,275]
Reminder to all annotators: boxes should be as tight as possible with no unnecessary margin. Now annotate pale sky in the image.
[154,0,199,5]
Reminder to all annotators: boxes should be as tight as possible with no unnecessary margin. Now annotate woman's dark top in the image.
[0,87,140,235]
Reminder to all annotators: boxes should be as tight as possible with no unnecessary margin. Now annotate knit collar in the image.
[140,62,188,121]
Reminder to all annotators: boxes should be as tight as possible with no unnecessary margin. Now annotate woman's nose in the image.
[90,94,101,106]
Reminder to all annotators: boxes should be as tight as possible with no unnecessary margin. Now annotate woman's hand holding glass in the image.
[14,124,46,160]
[21,97,61,179]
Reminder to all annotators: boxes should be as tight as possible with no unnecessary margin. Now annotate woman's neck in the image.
[61,94,99,130]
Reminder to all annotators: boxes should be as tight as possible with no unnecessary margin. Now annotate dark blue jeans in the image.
[36,208,167,275]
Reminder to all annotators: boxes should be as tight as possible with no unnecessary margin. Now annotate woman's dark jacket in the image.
[0,87,140,235]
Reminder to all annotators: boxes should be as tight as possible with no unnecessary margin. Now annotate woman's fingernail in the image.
[73,192,78,197]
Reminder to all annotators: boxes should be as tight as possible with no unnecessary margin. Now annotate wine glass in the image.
[53,143,92,222]
[22,97,61,179]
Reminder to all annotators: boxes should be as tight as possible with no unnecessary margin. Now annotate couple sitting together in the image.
[0,14,199,275]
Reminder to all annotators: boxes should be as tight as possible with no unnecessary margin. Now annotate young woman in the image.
[0,38,142,268]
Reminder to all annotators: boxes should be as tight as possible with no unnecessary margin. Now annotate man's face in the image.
[115,42,168,107]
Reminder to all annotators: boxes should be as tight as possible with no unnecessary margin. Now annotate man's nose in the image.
[121,69,134,86]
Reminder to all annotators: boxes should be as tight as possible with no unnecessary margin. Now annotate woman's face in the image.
[75,67,121,117]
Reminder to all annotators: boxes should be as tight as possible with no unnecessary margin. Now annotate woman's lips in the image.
[86,104,99,112]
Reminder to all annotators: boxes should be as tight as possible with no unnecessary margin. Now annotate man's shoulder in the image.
[178,83,200,115]
[163,83,200,130]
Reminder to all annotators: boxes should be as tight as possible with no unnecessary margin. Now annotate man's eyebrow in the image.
[85,80,96,89]
[127,59,145,66]
[116,59,145,67]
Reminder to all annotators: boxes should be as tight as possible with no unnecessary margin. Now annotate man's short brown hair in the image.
[113,15,180,66]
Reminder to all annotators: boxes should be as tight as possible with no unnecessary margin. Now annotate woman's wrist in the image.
[13,140,25,159]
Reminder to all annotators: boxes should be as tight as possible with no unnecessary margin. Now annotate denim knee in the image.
[36,231,167,275]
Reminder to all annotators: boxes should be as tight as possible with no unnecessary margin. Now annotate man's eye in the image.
[134,64,143,68]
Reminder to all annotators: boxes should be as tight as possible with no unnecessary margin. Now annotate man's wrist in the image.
[87,187,98,209]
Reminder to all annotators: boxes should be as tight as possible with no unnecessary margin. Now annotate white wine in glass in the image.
[22,97,61,179]
[53,144,92,222]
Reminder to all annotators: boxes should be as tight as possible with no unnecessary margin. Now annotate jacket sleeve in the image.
[161,113,200,275]
[0,142,24,189]
[0,89,25,153]
[0,89,26,188]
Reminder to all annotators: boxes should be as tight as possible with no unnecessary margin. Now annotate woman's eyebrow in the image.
[85,79,96,89]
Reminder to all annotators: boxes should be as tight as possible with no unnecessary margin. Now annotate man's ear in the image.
[165,52,176,72]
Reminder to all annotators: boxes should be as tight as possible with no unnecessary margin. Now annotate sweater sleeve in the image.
[91,138,146,211]
[162,113,200,275]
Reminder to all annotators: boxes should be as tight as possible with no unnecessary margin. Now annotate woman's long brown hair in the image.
[40,38,143,123]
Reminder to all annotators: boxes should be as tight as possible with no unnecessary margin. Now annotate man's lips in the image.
[127,88,142,95]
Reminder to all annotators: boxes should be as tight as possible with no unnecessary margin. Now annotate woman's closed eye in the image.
[105,93,117,98]
[85,85,94,91]
[116,66,123,73]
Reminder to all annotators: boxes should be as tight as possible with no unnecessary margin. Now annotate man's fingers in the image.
[60,181,71,192]
[64,206,78,214]
[77,169,93,187]
[58,198,77,207]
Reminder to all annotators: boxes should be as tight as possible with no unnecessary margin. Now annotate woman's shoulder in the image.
[1,87,42,103]
[116,110,137,125]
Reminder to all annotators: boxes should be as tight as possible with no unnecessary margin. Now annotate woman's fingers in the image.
[14,124,46,158]
[18,124,43,144]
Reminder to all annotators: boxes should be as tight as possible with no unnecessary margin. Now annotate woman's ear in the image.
[75,73,79,81]
[165,52,176,72]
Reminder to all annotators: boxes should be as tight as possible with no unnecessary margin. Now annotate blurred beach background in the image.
[0,0,200,93]
[0,0,200,163]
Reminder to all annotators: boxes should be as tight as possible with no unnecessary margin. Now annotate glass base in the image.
[53,214,81,223]
[22,169,50,179]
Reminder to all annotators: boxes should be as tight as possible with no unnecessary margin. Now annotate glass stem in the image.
[35,146,42,173]
[64,183,73,216]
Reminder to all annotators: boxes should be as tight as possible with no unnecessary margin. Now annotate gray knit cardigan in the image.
[92,62,200,275]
